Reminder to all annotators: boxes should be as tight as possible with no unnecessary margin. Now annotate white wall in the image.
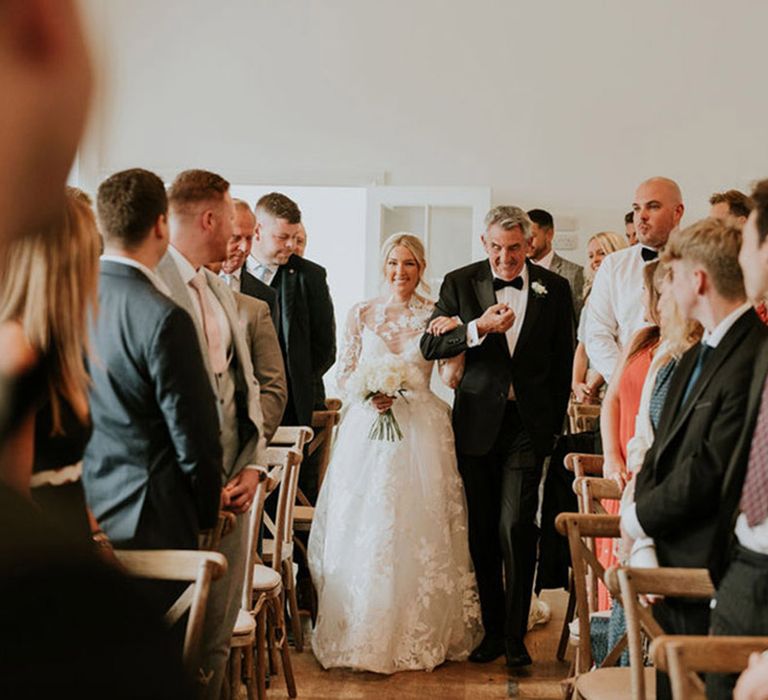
[79,0,768,268]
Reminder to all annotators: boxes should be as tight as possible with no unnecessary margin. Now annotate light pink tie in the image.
[189,272,227,375]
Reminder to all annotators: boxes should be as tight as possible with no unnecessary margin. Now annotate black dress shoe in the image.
[505,640,532,668]
[469,636,505,663]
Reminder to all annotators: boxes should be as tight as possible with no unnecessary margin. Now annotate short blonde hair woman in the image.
[571,230,628,404]
[0,188,100,539]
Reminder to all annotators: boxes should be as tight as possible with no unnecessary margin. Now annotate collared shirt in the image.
[466,264,529,399]
[246,253,278,286]
[533,249,555,271]
[167,246,232,364]
[220,269,241,293]
[584,244,654,382]
[622,303,753,541]
[100,254,171,297]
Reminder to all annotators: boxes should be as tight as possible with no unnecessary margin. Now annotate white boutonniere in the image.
[531,281,548,297]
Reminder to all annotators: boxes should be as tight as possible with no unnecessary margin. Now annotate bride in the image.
[308,233,483,674]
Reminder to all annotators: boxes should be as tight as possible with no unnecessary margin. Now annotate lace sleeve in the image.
[336,303,364,392]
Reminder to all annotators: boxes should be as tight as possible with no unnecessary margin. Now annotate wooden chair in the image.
[555,513,632,698]
[555,472,618,663]
[243,447,300,698]
[565,452,605,478]
[114,549,227,679]
[651,635,768,700]
[568,402,602,434]
[259,446,304,653]
[612,566,715,700]
[227,467,271,700]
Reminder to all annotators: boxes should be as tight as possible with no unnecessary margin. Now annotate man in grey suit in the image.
[527,208,584,321]
[233,292,287,440]
[83,168,222,552]
[157,169,266,700]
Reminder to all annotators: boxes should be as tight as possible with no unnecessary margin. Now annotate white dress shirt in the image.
[100,254,171,297]
[220,269,241,292]
[622,302,753,541]
[167,246,232,361]
[584,245,653,382]
[246,253,278,286]
[532,249,555,271]
[466,264,529,399]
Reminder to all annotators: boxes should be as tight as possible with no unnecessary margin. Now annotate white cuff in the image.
[467,319,486,348]
[621,502,648,541]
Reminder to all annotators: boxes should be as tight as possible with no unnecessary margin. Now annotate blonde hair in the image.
[662,218,745,301]
[380,233,430,294]
[657,262,703,357]
[0,190,100,432]
[583,230,628,298]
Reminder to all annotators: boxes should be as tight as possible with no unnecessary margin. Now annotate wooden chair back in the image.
[564,452,605,478]
[269,426,314,452]
[263,446,303,570]
[568,402,601,433]
[241,467,279,609]
[555,512,622,674]
[114,549,227,675]
[309,402,341,491]
[651,635,768,700]
[609,566,715,699]
[571,477,621,613]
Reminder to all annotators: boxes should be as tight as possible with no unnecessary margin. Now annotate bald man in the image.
[585,177,684,381]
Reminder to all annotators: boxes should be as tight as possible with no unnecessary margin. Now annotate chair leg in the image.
[284,559,304,652]
[255,608,267,700]
[229,647,242,700]
[557,574,577,661]
[243,638,257,700]
[274,595,297,698]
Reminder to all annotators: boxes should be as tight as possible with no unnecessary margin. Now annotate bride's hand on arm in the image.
[371,393,395,413]
[427,316,460,336]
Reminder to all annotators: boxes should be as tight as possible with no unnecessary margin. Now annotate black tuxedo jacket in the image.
[420,259,574,458]
[709,335,768,584]
[271,254,336,426]
[240,268,279,330]
[83,262,222,550]
[635,308,768,570]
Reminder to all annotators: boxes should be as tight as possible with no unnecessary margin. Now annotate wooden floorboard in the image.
[261,589,570,699]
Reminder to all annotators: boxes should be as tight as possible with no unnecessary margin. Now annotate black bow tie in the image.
[641,247,659,262]
[492,276,523,291]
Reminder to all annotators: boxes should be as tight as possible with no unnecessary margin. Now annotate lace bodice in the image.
[336,295,434,393]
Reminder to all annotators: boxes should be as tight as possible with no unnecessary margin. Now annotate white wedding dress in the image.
[308,295,484,673]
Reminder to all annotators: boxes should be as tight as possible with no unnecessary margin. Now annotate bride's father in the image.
[421,206,573,667]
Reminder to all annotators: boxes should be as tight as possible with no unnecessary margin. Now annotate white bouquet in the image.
[347,356,422,441]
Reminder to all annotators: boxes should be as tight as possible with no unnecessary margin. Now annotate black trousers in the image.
[707,544,768,700]
[458,402,541,645]
[653,598,711,700]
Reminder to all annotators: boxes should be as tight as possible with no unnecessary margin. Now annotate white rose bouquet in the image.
[347,356,422,441]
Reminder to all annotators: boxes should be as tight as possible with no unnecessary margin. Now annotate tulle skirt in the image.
[308,391,484,673]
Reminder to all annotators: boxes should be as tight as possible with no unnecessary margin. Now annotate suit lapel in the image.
[550,253,563,276]
[720,339,768,501]
[156,253,214,380]
[471,261,509,357]
[514,260,544,358]
[657,310,754,455]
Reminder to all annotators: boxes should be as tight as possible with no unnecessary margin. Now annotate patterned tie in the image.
[680,343,713,407]
[740,374,768,527]
[188,271,227,375]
